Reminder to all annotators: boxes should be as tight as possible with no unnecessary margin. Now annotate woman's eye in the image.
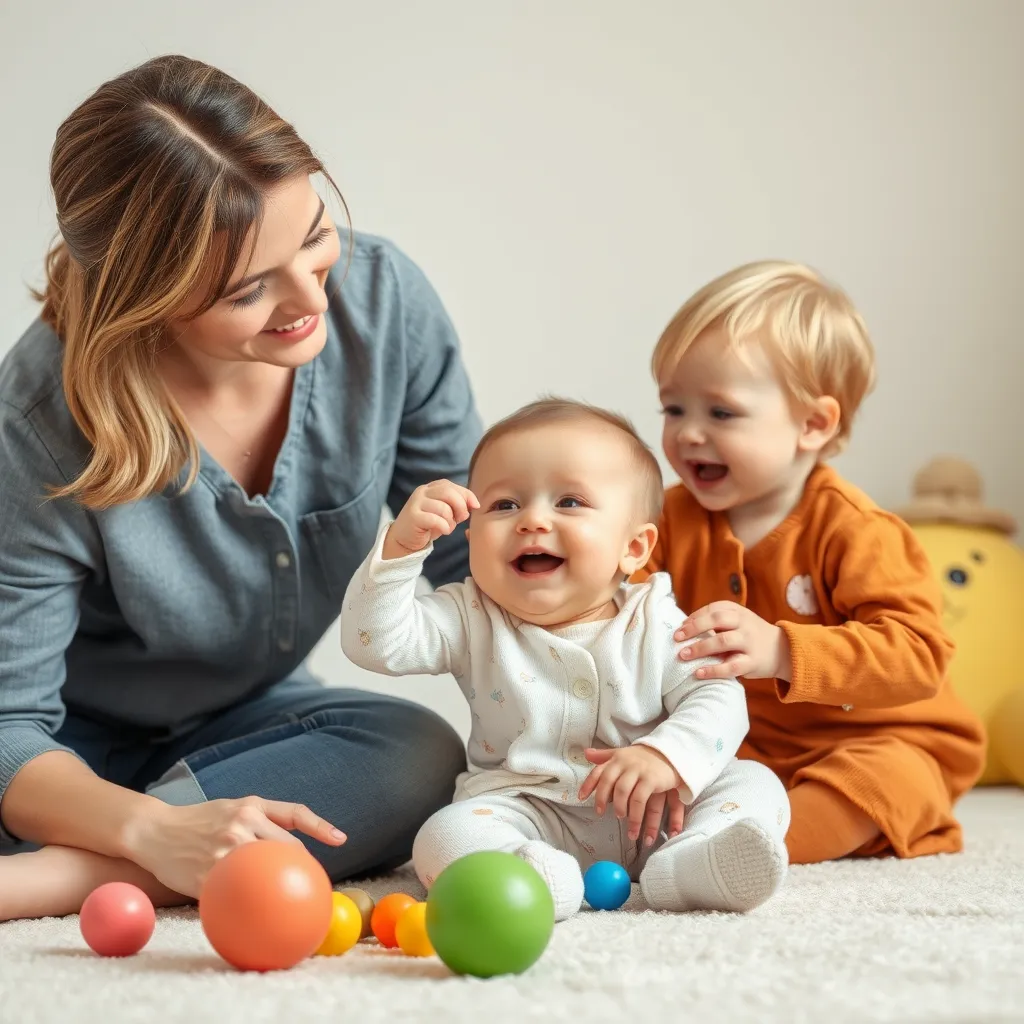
[302,226,334,250]
[230,282,267,310]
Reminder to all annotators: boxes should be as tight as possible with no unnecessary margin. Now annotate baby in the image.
[341,399,789,919]
[635,261,986,863]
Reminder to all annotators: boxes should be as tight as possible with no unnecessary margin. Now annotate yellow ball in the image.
[315,892,363,956]
[395,901,434,957]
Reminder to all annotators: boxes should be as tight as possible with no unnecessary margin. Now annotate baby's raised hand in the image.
[674,601,792,681]
[383,479,479,559]
[578,746,685,847]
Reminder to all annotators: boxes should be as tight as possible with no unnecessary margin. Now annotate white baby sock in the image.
[640,818,788,913]
[517,840,585,921]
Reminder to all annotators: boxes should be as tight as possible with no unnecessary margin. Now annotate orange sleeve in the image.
[776,511,954,708]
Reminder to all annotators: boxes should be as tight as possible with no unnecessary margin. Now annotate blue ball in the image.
[583,860,631,911]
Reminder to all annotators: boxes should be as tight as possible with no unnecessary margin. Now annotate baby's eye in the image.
[556,496,585,509]
[711,407,734,420]
[661,404,683,418]
[490,499,519,512]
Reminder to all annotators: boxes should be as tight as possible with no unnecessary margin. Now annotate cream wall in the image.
[2,0,1021,735]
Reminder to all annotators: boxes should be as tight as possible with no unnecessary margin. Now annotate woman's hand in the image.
[383,479,479,560]
[122,796,346,898]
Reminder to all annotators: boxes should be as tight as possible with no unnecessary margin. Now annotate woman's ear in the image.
[797,396,841,455]
[620,523,658,576]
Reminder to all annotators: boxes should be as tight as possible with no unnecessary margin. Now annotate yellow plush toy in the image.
[895,457,1024,786]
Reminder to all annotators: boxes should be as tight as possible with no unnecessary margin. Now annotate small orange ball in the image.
[370,892,417,948]
[315,892,363,956]
[395,901,434,957]
[199,841,333,972]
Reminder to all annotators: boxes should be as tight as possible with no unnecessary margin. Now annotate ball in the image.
[425,851,554,977]
[583,860,631,911]
[80,882,156,957]
[371,892,418,948]
[338,886,375,939]
[199,840,333,972]
[395,901,434,957]
[315,892,363,956]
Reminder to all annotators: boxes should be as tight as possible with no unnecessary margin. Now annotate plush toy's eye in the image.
[970,551,985,563]
[947,567,969,586]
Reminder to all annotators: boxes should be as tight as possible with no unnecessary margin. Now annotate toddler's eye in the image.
[946,567,969,586]
[711,408,733,420]
[491,499,518,512]
[556,496,585,508]
[660,405,683,417]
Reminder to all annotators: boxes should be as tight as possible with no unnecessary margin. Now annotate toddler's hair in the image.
[469,397,664,521]
[652,261,876,456]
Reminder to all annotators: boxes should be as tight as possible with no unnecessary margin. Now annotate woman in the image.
[0,54,480,920]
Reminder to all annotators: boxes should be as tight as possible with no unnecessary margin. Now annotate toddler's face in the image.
[467,421,654,628]
[657,327,807,516]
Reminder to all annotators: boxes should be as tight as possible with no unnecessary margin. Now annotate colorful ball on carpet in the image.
[371,892,418,948]
[395,901,434,957]
[338,886,375,939]
[425,851,555,977]
[583,860,631,911]
[80,882,156,957]
[198,840,333,972]
[315,892,363,956]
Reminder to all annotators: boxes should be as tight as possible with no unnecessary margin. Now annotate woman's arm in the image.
[382,245,483,589]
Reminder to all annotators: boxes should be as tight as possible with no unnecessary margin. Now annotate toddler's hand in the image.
[383,479,479,559]
[674,601,792,680]
[578,746,685,847]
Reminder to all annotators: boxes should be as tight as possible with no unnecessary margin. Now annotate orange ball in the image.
[370,892,417,948]
[395,901,434,957]
[199,841,333,972]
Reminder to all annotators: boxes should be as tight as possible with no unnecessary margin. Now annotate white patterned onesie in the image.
[341,527,790,918]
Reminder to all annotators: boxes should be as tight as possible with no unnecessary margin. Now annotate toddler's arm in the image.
[777,511,954,708]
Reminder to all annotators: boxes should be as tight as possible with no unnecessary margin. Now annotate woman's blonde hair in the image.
[651,261,876,457]
[34,54,347,509]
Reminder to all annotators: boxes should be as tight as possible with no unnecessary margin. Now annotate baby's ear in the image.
[798,395,841,454]
[620,523,658,575]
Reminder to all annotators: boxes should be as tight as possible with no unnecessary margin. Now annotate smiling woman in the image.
[0,54,481,921]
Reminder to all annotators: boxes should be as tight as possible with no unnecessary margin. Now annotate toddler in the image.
[635,261,985,863]
[341,399,789,919]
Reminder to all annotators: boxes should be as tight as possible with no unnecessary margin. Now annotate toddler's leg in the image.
[640,760,789,913]
[412,796,584,920]
[786,780,880,864]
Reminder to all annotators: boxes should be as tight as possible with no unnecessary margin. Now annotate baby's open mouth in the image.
[690,462,729,482]
[512,552,566,575]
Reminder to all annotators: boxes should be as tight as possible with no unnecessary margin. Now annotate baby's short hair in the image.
[652,261,876,456]
[469,397,664,522]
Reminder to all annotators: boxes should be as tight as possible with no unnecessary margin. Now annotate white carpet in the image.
[2,788,1022,1024]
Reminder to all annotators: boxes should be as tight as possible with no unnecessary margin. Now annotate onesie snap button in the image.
[571,678,594,699]
[568,746,588,765]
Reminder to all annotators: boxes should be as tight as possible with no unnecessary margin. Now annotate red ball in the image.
[80,882,156,957]
[199,841,333,972]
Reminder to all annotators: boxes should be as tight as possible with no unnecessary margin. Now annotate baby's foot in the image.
[640,818,787,913]
[516,840,584,921]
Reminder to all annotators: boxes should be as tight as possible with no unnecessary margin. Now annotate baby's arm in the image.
[341,527,471,678]
[776,512,954,708]
[634,615,749,805]
[342,479,480,678]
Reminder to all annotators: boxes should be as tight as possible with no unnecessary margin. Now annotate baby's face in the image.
[468,421,653,628]
[657,327,807,516]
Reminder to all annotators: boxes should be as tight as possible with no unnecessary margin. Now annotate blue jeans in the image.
[46,675,466,881]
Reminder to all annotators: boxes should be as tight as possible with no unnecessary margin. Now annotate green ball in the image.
[425,851,555,977]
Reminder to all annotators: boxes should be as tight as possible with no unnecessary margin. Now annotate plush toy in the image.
[895,457,1024,787]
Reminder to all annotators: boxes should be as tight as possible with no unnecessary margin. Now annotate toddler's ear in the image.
[798,396,841,454]
[620,523,658,576]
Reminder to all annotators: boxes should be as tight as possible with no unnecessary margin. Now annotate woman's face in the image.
[169,175,342,373]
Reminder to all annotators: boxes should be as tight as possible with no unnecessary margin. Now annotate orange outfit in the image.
[634,464,986,861]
